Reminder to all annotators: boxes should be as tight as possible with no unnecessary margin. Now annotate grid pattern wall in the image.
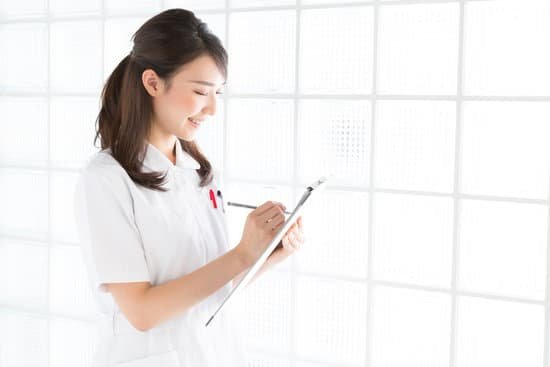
[1,0,550,366]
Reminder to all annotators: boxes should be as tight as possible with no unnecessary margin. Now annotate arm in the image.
[106,247,248,332]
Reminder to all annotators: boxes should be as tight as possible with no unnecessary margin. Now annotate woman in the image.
[74,8,306,366]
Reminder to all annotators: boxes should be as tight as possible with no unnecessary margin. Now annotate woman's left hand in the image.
[268,216,306,264]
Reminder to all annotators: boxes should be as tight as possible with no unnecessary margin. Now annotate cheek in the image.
[180,94,201,112]
[157,93,198,124]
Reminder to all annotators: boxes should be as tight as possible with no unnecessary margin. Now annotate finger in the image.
[269,214,286,230]
[282,234,293,251]
[281,223,296,237]
[255,201,285,216]
[289,232,300,250]
[292,229,304,243]
[261,204,286,223]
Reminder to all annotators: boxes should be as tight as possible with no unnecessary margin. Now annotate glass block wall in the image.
[1,0,549,366]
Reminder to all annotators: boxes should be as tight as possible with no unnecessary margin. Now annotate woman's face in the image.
[146,54,225,142]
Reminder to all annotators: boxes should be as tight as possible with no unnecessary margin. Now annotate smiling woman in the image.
[95,8,227,190]
[73,7,305,367]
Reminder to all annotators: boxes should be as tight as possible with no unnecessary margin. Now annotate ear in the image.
[141,69,164,97]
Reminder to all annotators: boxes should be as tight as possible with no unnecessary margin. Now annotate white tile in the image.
[300,7,373,94]
[461,102,550,199]
[464,0,550,96]
[373,193,454,288]
[0,23,48,93]
[375,100,456,193]
[227,99,294,180]
[459,199,547,300]
[298,100,371,187]
[0,97,48,167]
[228,10,296,93]
[50,20,103,94]
[377,3,459,95]
[371,286,451,367]
[456,296,544,367]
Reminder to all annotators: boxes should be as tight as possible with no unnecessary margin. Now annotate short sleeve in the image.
[74,163,151,293]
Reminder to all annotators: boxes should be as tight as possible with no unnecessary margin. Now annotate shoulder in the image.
[77,149,133,195]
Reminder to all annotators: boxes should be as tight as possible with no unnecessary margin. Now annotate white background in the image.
[1,0,550,366]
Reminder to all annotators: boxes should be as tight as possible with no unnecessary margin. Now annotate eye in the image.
[195,91,223,96]
[194,91,224,97]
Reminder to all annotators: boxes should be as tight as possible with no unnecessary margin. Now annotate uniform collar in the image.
[142,138,200,172]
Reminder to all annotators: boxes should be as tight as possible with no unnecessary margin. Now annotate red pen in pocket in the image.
[209,189,218,209]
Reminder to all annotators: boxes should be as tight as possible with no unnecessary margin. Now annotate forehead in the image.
[173,54,226,88]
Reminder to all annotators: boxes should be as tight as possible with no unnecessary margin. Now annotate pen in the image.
[227,201,292,215]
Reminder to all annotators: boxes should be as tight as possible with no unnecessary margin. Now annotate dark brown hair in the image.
[94,8,227,191]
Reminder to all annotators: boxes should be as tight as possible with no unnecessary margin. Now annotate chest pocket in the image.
[197,178,232,257]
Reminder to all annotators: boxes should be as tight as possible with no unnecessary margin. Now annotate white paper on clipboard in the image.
[205,176,330,327]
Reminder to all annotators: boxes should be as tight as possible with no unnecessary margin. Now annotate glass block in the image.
[375,100,456,193]
[0,239,48,311]
[371,286,451,367]
[456,296,544,367]
[225,181,294,271]
[50,20,103,94]
[51,172,80,244]
[237,271,292,352]
[297,99,371,187]
[195,13,227,47]
[373,193,454,288]
[295,276,367,365]
[0,23,48,93]
[459,199,547,300]
[231,0,295,7]
[194,99,225,171]
[164,0,225,11]
[227,99,294,181]
[0,0,46,19]
[104,0,161,15]
[50,97,100,169]
[464,0,550,96]
[0,313,48,366]
[245,352,291,367]
[0,169,48,240]
[300,7,373,95]
[50,317,100,367]
[0,97,48,167]
[228,10,295,93]
[295,189,369,279]
[104,17,148,81]
[50,245,100,318]
[461,102,550,200]
[377,3,459,95]
[49,0,101,16]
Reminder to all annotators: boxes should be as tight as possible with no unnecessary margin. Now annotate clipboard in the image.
[205,176,330,327]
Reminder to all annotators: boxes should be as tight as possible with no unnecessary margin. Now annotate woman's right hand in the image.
[236,201,287,267]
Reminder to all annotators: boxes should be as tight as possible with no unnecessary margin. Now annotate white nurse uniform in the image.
[74,138,246,366]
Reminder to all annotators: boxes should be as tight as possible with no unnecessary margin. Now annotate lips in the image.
[188,117,201,127]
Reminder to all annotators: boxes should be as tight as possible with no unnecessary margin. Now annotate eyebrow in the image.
[188,80,226,87]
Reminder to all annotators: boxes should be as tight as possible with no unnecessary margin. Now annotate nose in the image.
[203,93,218,116]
